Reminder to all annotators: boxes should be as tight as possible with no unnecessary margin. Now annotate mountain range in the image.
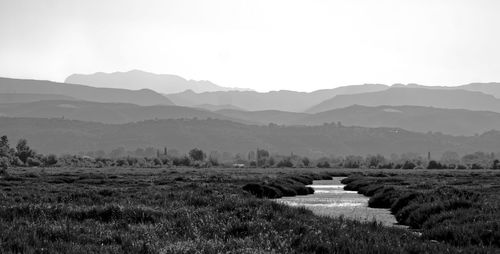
[66,70,251,94]
[1,76,500,136]
[0,99,499,136]
[1,74,500,156]
[212,105,500,136]
[166,84,388,112]
[0,77,173,106]
[306,87,500,113]
[0,100,247,124]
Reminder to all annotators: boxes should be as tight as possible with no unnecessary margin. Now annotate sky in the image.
[1,0,500,92]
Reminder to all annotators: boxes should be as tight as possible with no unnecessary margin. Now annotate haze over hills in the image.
[166,84,389,112]
[66,70,252,94]
[392,82,500,98]
[459,83,500,98]
[0,93,77,104]
[307,87,500,113]
[2,76,500,137]
[0,100,247,124]
[213,105,500,136]
[293,105,500,136]
[195,104,247,112]
[215,109,307,125]
[0,77,173,106]
[1,117,499,157]
[1,98,499,135]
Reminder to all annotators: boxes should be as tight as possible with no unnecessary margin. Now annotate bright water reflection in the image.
[278,177,404,227]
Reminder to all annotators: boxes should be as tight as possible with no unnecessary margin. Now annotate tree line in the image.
[1,135,499,171]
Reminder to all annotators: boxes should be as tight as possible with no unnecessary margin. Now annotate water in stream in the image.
[277,177,405,228]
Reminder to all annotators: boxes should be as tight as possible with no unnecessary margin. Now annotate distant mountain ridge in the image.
[306,87,500,113]
[213,105,500,136]
[1,95,500,136]
[293,105,500,136]
[1,117,499,157]
[166,84,389,112]
[0,100,247,124]
[0,77,173,106]
[391,82,500,98]
[65,70,252,94]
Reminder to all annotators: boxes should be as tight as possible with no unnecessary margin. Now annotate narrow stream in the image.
[277,177,406,228]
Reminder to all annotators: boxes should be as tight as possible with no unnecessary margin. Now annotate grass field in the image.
[342,170,500,249]
[0,167,498,253]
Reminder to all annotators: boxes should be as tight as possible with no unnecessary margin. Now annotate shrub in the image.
[26,157,41,167]
[173,156,191,166]
[402,161,416,169]
[43,154,58,166]
[427,160,445,169]
[276,158,293,168]
[368,186,399,208]
[391,191,423,214]
[189,148,205,162]
[405,200,475,229]
[0,157,10,171]
[316,161,330,168]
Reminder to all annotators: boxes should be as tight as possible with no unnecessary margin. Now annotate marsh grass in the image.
[0,167,497,253]
[342,171,500,249]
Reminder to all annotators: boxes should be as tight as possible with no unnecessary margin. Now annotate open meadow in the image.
[0,167,499,254]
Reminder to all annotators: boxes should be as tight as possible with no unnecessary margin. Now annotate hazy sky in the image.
[1,0,500,92]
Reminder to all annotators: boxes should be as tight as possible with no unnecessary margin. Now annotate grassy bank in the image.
[342,171,500,249]
[0,167,497,253]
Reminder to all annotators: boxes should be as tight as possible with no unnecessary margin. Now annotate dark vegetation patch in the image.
[242,172,333,198]
[341,172,500,248]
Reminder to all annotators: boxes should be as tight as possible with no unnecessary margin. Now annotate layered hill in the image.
[66,70,250,94]
[0,100,245,124]
[0,93,76,103]
[213,105,500,136]
[1,99,500,136]
[307,87,500,113]
[293,105,500,136]
[166,84,388,112]
[1,117,499,157]
[215,109,307,125]
[0,77,173,106]
[459,82,500,98]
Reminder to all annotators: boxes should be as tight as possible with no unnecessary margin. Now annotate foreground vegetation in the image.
[0,167,498,253]
[342,172,500,249]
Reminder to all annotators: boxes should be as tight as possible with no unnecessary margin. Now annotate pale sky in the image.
[1,0,499,92]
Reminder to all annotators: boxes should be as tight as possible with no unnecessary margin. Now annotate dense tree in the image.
[493,159,500,169]
[189,148,205,162]
[276,157,293,168]
[317,161,330,168]
[365,154,386,168]
[0,157,8,171]
[462,152,493,169]
[208,151,220,166]
[15,139,35,164]
[0,135,10,157]
[402,161,416,169]
[427,160,445,169]
[302,157,310,167]
[343,155,363,168]
[256,149,269,166]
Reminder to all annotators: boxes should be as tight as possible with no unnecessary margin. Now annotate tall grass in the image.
[0,167,497,253]
[341,172,500,249]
